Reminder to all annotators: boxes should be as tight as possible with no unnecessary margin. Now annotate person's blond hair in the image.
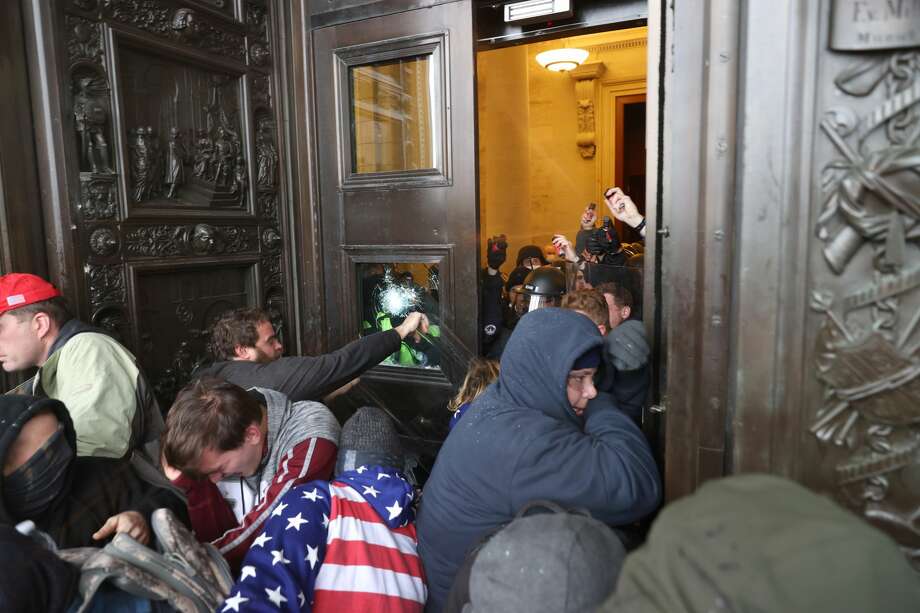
[448,357,500,412]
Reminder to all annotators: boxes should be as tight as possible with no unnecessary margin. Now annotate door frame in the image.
[599,83,646,239]
[283,0,745,502]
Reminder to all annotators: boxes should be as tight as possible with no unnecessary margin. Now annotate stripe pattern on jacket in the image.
[218,466,425,612]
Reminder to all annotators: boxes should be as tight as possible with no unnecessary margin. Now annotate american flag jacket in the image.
[218,466,426,612]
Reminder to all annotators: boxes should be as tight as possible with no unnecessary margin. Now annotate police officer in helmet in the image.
[515,265,567,316]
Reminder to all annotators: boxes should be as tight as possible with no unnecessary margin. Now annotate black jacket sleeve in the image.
[43,459,188,548]
[480,269,505,351]
[205,330,402,402]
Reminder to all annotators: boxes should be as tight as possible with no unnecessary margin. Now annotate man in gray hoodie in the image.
[161,377,340,571]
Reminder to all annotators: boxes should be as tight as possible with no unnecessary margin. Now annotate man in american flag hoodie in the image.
[218,406,427,612]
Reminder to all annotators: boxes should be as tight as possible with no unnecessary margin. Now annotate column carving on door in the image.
[809,41,920,567]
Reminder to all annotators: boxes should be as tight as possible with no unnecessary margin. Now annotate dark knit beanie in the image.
[516,245,548,267]
[335,406,404,476]
[572,347,602,370]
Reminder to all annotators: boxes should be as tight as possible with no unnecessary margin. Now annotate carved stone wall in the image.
[805,1,920,570]
[59,0,288,405]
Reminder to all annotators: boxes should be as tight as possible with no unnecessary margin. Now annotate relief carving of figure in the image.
[191,223,225,255]
[73,76,113,174]
[165,127,186,198]
[233,155,248,196]
[171,8,200,40]
[211,126,235,187]
[192,129,213,178]
[129,126,159,202]
[256,125,278,188]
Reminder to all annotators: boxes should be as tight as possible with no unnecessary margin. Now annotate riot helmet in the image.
[516,265,566,315]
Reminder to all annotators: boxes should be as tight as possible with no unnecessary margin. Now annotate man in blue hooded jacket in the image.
[416,308,661,612]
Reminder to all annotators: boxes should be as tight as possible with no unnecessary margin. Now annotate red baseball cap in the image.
[0,273,62,314]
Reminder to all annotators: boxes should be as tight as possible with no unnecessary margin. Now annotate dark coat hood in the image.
[0,394,188,548]
[419,308,655,611]
[0,395,77,524]
[482,307,603,427]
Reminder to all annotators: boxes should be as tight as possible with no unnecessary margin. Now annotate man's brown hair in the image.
[8,296,71,328]
[561,288,610,329]
[162,377,262,475]
[595,282,633,309]
[208,307,271,360]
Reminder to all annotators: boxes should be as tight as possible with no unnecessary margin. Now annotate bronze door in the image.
[313,1,478,473]
[28,1,293,407]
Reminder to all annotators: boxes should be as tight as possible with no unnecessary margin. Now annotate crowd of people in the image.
[0,187,918,612]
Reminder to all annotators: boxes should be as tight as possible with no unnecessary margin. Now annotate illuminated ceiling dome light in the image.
[535,48,589,72]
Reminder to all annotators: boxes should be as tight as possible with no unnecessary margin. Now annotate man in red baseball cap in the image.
[0,273,163,461]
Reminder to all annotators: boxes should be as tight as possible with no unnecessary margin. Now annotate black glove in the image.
[585,220,621,258]
[487,235,508,270]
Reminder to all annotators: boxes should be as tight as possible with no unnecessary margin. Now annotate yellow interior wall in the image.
[478,27,647,264]
[477,45,532,260]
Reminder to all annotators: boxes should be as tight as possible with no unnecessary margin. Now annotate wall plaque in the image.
[831,0,920,51]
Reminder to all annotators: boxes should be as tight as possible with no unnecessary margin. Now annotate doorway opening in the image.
[476,25,649,341]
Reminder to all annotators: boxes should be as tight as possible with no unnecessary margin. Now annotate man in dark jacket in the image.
[196,306,430,402]
[0,395,187,549]
[416,308,661,612]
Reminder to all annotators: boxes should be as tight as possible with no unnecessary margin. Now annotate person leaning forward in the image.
[161,377,341,572]
[417,308,661,612]
[197,306,430,402]
[0,273,162,461]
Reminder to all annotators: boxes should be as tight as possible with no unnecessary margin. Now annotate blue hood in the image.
[335,465,416,529]
[481,307,603,427]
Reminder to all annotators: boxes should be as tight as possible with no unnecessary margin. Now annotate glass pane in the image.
[358,263,441,370]
[349,55,435,174]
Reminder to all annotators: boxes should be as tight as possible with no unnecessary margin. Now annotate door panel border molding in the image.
[333,32,452,189]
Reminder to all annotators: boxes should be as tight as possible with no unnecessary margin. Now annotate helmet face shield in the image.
[522,293,561,314]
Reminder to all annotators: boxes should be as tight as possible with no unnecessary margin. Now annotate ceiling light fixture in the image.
[535,48,589,72]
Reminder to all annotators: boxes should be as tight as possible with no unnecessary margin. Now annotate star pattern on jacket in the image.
[385,499,403,521]
[286,512,308,531]
[265,585,287,607]
[363,484,380,498]
[217,466,422,612]
[306,544,319,569]
[301,487,323,502]
[252,532,272,548]
[270,548,290,566]
[222,591,248,612]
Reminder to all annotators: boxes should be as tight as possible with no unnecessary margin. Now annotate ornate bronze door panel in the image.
[26,0,292,406]
[312,1,478,475]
